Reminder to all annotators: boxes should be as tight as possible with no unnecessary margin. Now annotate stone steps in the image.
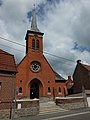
[39,101,67,115]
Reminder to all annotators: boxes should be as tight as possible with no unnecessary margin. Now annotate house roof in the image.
[81,63,90,71]
[0,49,17,73]
[55,72,66,82]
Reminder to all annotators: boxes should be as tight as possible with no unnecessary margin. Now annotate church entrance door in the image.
[30,82,39,99]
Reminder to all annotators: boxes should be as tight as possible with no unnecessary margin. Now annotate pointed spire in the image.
[30,5,40,32]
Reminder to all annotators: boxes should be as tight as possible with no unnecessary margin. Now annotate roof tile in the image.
[0,49,17,73]
[82,63,90,71]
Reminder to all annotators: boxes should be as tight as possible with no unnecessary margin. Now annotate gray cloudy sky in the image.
[0,0,90,78]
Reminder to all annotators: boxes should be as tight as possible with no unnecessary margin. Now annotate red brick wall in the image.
[54,83,66,97]
[16,99,39,108]
[73,63,90,93]
[56,97,84,104]
[0,100,39,119]
[55,97,87,109]
[0,73,16,109]
[0,101,14,110]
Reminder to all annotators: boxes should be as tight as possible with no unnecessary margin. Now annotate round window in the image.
[30,61,41,72]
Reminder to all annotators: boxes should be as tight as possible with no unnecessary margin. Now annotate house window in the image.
[19,87,22,93]
[58,87,61,93]
[32,39,35,50]
[48,87,51,93]
[36,40,39,50]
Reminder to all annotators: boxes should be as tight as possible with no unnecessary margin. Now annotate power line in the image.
[0,36,25,47]
[0,43,24,53]
[0,43,75,68]
[44,52,74,62]
[0,36,75,63]
[0,45,75,69]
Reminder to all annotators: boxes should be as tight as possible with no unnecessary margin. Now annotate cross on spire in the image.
[30,5,40,32]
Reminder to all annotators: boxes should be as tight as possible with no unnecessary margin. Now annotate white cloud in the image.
[39,0,90,77]
[0,0,90,78]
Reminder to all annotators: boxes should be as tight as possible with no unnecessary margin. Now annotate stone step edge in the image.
[39,109,68,113]
[40,105,62,108]
[39,108,65,111]
[39,110,67,115]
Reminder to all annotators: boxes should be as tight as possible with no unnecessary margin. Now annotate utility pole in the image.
[10,74,15,120]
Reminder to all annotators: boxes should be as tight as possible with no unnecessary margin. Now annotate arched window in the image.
[48,87,51,93]
[32,39,35,50]
[19,87,22,93]
[36,40,39,50]
[59,87,61,93]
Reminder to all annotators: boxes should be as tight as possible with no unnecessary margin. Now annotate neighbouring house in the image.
[0,49,17,109]
[66,76,74,95]
[73,60,90,94]
[16,8,68,100]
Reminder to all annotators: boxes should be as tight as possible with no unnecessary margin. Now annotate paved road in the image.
[41,111,90,120]
[1,108,90,120]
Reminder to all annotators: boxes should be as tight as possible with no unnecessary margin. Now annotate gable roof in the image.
[81,63,90,71]
[55,72,66,82]
[43,55,66,81]
[73,61,90,76]
[0,49,17,73]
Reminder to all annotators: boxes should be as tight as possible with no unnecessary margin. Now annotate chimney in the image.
[77,60,81,64]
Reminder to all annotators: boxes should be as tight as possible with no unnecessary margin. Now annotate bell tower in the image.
[25,7,44,55]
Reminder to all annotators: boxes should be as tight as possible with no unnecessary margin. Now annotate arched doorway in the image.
[30,82,39,99]
[30,79,43,99]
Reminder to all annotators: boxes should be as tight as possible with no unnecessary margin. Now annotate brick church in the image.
[16,8,68,100]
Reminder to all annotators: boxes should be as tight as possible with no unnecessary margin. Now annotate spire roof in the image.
[30,6,40,32]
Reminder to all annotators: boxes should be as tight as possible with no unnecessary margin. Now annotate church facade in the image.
[16,9,68,100]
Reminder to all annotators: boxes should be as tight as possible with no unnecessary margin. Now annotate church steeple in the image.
[30,6,40,32]
[25,6,44,54]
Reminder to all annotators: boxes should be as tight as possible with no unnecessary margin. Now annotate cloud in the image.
[0,0,46,62]
[0,0,90,78]
[39,0,90,77]
[72,0,90,48]
[0,0,2,6]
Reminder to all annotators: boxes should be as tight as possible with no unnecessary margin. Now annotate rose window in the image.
[30,61,41,72]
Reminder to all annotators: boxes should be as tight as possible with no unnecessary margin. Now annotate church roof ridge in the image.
[81,63,90,71]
